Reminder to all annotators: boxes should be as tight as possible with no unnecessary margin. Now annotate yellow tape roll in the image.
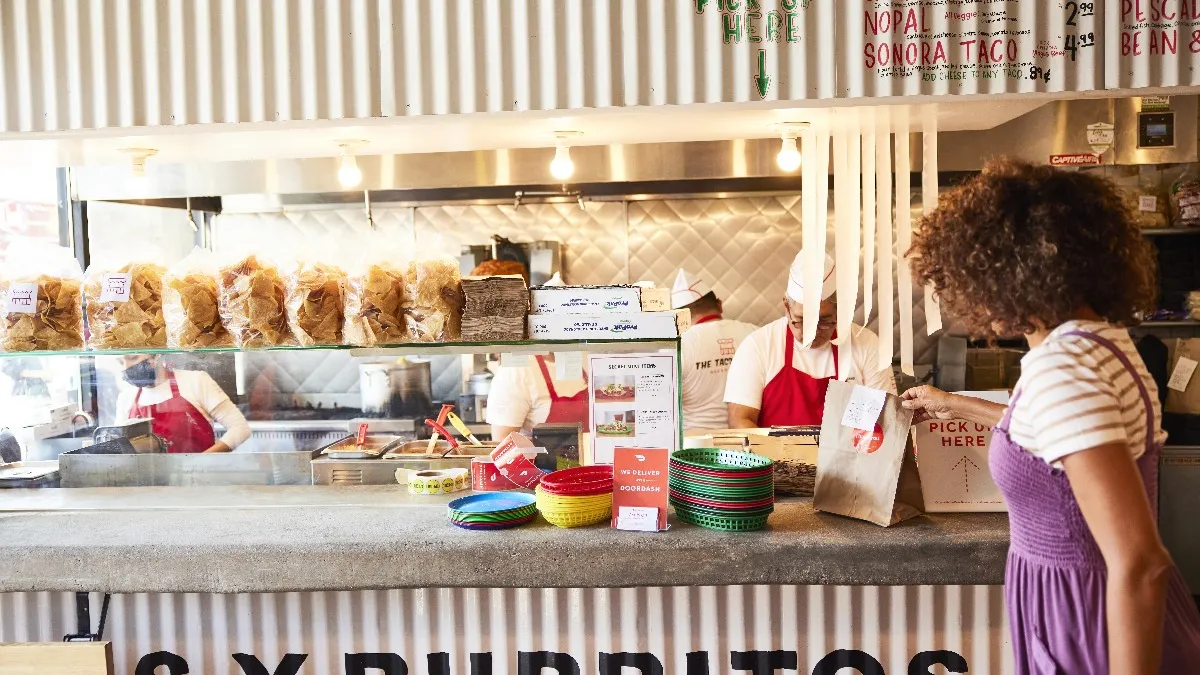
[406,468,469,495]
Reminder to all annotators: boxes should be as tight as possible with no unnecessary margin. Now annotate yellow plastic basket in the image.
[539,505,613,528]
[534,485,613,511]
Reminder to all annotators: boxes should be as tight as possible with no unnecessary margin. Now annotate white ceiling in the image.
[0,98,1049,171]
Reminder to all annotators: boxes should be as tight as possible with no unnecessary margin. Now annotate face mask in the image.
[122,360,157,388]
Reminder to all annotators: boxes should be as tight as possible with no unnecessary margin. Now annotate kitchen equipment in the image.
[92,419,166,454]
[317,434,403,460]
[61,451,313,487]
[446,412,483,446]
[456,371,492,424]
[0,430,21,465]
[0,462,60,488]
[385,439,495,457]
[359,361,434,418]
[460,238,562,288]
[1159,446,1200,594]
[532,423,583,471]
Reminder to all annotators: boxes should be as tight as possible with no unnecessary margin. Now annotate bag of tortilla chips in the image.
[163,247,233,349]
[217,253,294,348]
[83,249,167,350]
[285,238,346,347]
[1,241,85,352]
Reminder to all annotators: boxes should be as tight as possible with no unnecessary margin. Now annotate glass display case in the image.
[0,339,682,506]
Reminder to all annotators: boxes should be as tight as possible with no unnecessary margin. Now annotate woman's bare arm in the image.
[1063,443,1173,675]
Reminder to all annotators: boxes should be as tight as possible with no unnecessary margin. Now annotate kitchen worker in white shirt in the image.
[115,355,251,453]
[725,251,896,429]
[671,270,757,430]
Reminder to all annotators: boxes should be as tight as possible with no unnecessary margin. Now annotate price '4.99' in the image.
[1065,32,1096,62]
[1029,66,1051,83]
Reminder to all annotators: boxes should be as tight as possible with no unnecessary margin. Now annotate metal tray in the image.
[317,434,405,460]
[383,439,497,459]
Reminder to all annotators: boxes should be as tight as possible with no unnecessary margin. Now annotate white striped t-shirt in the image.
[1008,320,1167,466]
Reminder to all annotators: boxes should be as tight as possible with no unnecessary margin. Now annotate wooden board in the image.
[0,643,113,675]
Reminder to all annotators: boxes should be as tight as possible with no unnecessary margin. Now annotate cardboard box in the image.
[638,287,672,312]
[965,348,1023,390]
[527,313,680,340]
[530,286,642,314]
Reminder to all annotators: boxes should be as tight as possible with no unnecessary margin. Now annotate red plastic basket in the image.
[539,466,615,496]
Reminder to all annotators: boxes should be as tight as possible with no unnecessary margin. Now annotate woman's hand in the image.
[900,385,959,423]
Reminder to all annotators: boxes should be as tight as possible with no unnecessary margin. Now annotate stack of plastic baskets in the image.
[534,465,614,528]
[669,447,774,532]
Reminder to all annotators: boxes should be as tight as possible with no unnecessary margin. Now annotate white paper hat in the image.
[671,270,712,309]
[543,272,565,287]
[786,251,836,302]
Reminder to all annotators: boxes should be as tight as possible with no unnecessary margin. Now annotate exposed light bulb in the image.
[338,153,362,188]
[777,135,802,172]
[549,143,574,181]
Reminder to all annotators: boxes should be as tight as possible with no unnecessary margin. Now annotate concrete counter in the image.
[0,486,1009,594]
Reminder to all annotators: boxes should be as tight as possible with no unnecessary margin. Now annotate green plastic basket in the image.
[671,447,774,472]
[669,497,775,518]
[669,478,774,500]
[673,503,771,532]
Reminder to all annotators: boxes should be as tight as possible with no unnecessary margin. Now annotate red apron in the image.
[127,371,217,454]
[535,356,591,429]
[757,329,838,427]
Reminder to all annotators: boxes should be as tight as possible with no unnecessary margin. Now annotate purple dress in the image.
[990,331,1200,674]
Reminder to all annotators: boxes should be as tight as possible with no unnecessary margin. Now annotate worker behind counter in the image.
[115,355,250,453]
[671,270,757,431]
[724,250,896,429]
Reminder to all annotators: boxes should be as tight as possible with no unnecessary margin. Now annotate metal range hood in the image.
[71,97,1200,204]
[939,96,1199,171]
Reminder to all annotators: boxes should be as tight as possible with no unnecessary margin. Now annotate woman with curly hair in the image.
[901,158,1200,674]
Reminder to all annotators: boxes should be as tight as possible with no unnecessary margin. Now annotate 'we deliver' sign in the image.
[912,392,1009,513]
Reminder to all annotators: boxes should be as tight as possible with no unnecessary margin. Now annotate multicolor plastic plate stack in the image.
[447,493,538,530]
[535,465,614,528]
[669,447,774,532]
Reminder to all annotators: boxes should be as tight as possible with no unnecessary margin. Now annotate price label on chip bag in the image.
[5,283,38,314]
[98,273,132,303]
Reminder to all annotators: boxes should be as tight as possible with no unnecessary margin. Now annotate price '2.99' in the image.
[1065,1,1095,27]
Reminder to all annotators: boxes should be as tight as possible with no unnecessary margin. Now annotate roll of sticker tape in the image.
[406,468,469,495]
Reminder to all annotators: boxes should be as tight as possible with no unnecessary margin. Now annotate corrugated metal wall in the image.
[0,585,1012,675]
[11,1,1195,135]
[0,0,837,133]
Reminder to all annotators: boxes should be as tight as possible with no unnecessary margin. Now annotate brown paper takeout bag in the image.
[813,380,925,527]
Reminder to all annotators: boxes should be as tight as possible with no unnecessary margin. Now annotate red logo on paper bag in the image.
[852,424,885,454]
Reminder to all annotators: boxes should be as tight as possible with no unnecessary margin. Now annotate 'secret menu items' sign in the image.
[839,1,1103,97]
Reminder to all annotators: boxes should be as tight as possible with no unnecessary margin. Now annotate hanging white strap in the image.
[861,110,877,329]
[876,109,894,376]
[922,111,943,335]
[895,109,915,378]
[800,124,821,349]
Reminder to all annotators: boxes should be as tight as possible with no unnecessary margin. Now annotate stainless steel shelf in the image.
[0,337,680,360]
[1142,228,1200,236]
[1139,321,1200,328]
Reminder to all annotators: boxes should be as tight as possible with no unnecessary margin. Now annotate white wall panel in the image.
[0,585,1012,675]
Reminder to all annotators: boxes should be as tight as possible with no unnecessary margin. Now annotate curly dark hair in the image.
[908,158,1157,338]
